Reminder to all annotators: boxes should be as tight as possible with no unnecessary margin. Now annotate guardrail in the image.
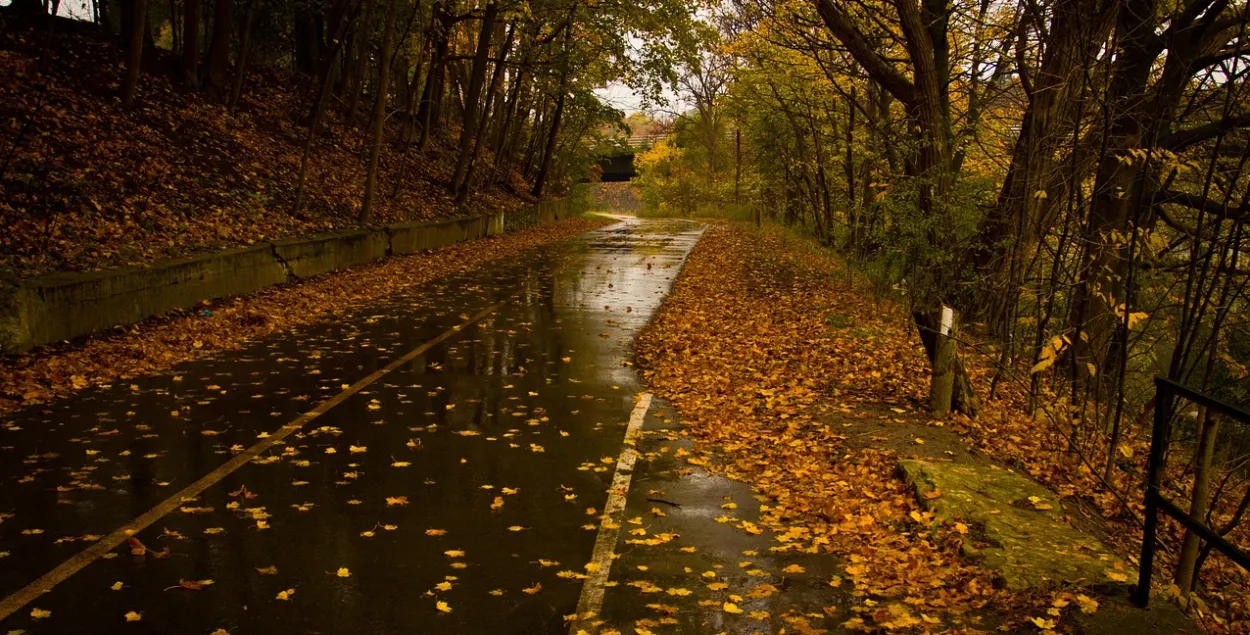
[1135,377,1250,606]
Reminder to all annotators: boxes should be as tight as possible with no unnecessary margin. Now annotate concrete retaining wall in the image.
[0,208,518,353]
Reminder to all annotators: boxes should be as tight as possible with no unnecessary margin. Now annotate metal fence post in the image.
[1135,379,1173,607]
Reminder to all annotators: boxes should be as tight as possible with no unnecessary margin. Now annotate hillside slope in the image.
[0,23,534,279]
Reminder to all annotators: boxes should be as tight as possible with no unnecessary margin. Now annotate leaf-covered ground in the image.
[0,26,533,278]
[633,223,1220,633]
[0,216,608,419]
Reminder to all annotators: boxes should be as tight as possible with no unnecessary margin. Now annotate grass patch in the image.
[582,211,619,222]
[825,313,856,329]
[637,202,757,222]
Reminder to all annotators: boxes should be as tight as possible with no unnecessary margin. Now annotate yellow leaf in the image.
[335,567,351,578]
[723,602,744,614]
[782,564,805,574]
[276,588,295,600]
[1030,617,1055,629]
[436,601,452,613]
[435,581,452,592]
[1031,356,1056,373]
[445,550,466,558]
[425,529,447,536]
[1076,594,1099,614]
[31,608,51,619]
[124,611,142,622]
[523,582,542,595]
[110,581,124,591]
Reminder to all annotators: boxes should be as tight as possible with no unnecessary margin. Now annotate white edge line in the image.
[569,392,653,634]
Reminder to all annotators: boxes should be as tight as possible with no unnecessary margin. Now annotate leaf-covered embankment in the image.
[0,26,531,279]
[635,222,1129,632]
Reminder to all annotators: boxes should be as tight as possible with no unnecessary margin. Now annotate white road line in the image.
[569,391,653,634]
[0,301,506,624]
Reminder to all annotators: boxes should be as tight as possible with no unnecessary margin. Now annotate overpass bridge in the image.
[597,133,667,182]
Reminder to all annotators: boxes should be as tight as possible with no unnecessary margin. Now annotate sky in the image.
[595,83,649,115]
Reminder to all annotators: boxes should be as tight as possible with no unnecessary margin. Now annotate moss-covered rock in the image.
[898,460,1136,590]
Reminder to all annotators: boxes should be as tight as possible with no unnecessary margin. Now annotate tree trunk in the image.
[180,0,200,87]
[121,0,148,106]
[294,8,319,76]
[531,89,565,198]
[491,68,529,178]
[417,0,450,151]
[914,309,981,416]
[816,0,976,415]
[531,7,575,197]
[457,20,514,204]
[1176,408,1220,595]
[345,0,376,127]
[227,0,256,114]
[449,1,498,196]
[293,0,357,213]
[357,0,399,223]
[973,0,1115,317]
[205,0,235,101]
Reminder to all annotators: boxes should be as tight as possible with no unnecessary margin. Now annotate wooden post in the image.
[930,305,956,414]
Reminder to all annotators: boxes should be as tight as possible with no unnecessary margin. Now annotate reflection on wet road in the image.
[0,218,702,635]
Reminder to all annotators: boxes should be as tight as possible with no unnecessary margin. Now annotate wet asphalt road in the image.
[0,218,705,635]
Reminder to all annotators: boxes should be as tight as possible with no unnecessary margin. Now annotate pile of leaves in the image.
[0,25,533,278]
[0,216,607,418]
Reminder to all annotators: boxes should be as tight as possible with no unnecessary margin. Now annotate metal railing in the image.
[1136,377,1250,607]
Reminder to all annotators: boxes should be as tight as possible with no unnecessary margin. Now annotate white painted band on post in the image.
[940,305,954,336]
